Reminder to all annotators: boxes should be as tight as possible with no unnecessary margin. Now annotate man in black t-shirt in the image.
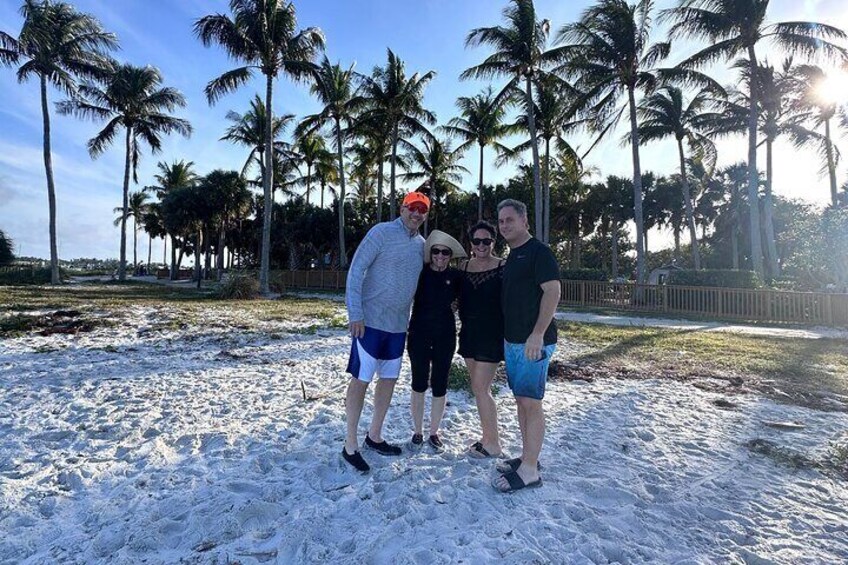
[493,199,561,493]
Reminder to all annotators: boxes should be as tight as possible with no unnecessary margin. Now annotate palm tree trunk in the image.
[217,220,226,281]
[825,117,838,206]
[390,123,399,221]
[169,235,176,280]
[147,232,152,272]
[259,76,275,294]
[611,218,619,279]
[524,75,543,236]
[478,143,484,220]
[132,216,138,274]
[195,229,202,289]
[543,136,551,245]
[627,87,647,283]
[40,76,61,285]
[335,118,348,268]
[204,225,212,278]
[673,227,681,261]
[118,127,132,281]
[746,48,764,278]
[163,237,167,272]
[676,139,701,269]
[763,139,780,278]
[320,180,325,208]
[731,226,739,270]
[377,156,385,222]
[306,163,312,205]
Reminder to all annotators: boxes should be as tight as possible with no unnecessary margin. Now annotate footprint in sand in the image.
[236,500,282,532]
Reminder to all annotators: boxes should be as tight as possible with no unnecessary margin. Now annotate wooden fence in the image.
[276,269,348,291]
[277,270,848,326]
[560,280,848,326]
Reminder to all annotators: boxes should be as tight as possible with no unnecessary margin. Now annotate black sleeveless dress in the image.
[458,261,505,362]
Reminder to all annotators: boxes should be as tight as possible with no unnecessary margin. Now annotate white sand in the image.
[1,302,847,564]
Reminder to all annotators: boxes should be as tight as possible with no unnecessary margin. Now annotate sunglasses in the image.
[471,237,494,246]
[407,203,429,214]
[430,247,452,257]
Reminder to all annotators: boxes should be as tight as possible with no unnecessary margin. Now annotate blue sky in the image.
[1,0,846,260]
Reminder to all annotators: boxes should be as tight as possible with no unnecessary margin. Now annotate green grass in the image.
[558,320,848,410]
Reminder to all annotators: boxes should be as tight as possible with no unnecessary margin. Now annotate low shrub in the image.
[214,273,259,299]
[667,269,761,289]
[560,269,608,281]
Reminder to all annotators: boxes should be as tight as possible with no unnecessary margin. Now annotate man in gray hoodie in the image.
[342,191,430,472]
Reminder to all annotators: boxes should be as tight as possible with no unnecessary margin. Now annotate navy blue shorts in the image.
[347,326,407,382]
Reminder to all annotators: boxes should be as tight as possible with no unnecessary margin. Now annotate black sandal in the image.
[492,470,542,493]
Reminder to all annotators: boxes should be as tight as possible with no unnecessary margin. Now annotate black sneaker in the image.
[411,433,424,447]
[364,433,402,456]
[342,448,370,473]
[428,434,445,452]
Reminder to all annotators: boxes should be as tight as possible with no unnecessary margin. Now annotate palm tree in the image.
[353,118,393,221]
[402,138,470,233]
[221,94,295,177]
[0,0,117,284]
[360,49,436,220]
[195,0,325,293]
[58,63,191,281]
[0,229,14,267]
[298,56,361,267]
[140,202,166,272]
[505,74,582,243]
[313,149,339,209]
[637,86,717,269]
[442,87,512,220]
[555,0,672,283]
[146,159,199,278]
[661,0,848,279]
[709,59,825,278]
[293,131,332,205]
[201,170,251,280]
[113,191,150,274]
[462,0,560,235]
[789,64,844,207]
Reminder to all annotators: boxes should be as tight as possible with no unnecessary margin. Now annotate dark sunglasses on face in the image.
[471,237,494,246]
[430,247,452,257]
[407,203,429,214]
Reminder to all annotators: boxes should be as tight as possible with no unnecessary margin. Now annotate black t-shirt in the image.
[502,237,559,345]
[409,265,461,332]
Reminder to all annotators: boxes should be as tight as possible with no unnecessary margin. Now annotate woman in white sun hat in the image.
[407,229,467,451]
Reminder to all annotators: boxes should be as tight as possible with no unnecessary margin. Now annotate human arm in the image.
[524,280,561,361]
[345,227,382,337]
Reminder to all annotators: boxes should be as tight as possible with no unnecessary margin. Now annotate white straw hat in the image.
[424,230,467,263]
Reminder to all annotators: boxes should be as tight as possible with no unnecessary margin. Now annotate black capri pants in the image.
[407,327,456,398]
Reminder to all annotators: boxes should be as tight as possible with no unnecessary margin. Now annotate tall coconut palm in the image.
[293,131,332,205]
[195,0,325,293]
[297,56,362,268]
[352,117,393,221]
[555,0,672,283]
[113,190,150,273]
[313,149,339,209]
[788,64,844,207]
[661,0,848,279]
[58,63,191,281]
[708,59,826,277]
[221,94,295,177]
[402,138,470,233]
[462,0,561,235]
[504,74,582,243]
[442,87,512,220]
[145,159,199,278]
[0,0,117,284]
[637,85,717,269]
[360,49,436,221]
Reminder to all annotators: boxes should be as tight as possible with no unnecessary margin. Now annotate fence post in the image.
[579,281,585,306]
[825,294,833,326]
[662,285,668,313]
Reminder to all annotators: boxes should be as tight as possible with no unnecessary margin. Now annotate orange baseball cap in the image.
[402,191,430,209]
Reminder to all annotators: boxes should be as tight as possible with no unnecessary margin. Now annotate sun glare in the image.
[815,71,848,106]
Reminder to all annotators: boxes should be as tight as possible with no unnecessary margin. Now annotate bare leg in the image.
[345,377,369,454]
[410,390,425,436]
[467,358,502,455]
[516,396,543,481]
[429,394,446,435]
[368,377,397,442]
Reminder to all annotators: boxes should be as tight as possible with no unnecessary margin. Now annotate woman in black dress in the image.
[407,230,466,451]
[458,221,505,458]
